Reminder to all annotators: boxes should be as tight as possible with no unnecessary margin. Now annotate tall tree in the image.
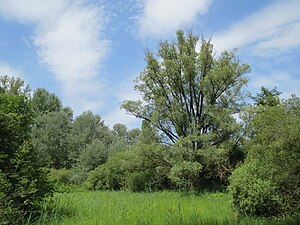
[122,30,250,148]
[121,31,250,188]
[68,111,112,165]
[31,111,72,169]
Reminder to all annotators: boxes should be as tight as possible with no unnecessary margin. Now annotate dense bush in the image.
[229,105,300,217]
[0,76,53,224]
[86,151,129,190]
[86,142,172,192]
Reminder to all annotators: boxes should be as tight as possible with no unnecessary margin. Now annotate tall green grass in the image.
[29,191,299,225]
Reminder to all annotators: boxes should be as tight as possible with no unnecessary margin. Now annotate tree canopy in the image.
[122,30,250,148]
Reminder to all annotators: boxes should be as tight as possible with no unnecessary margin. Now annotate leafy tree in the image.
[127,128,142,145]
[0,76,52,224]
[31,111,72,169]
[31,88,63,114]
[113,123,128,141]
[113,123,141,145]
[68,111,112,165]
[0,75,31,95]
[229,101,300,217]
[122,30,250,147]
[121,30,250,189]
[77,140,108,172]
[252,87,281,107]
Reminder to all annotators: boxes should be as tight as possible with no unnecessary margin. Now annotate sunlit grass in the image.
[29,191,299,225]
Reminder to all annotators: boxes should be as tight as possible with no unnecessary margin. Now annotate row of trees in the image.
[1,31,299,223]
[0,76,141,224]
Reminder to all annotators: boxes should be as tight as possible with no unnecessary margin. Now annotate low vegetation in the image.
[30,191,299,225]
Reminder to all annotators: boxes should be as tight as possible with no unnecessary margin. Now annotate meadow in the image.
[29,191,298,225]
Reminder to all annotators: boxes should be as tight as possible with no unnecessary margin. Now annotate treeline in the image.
[1,30,299,224]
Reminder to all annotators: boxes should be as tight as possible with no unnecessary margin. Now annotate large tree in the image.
[31,111,72,169]
[122,30,250,148]
[121,31,250,188]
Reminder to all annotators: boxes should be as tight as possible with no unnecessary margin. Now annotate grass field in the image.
[29,191,299,225]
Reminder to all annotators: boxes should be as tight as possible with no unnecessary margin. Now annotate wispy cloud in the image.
[0,62,22,77]
[0,0,109,114]
[212,0,300,55]
[137,0,213,38]
[250,71,300,99]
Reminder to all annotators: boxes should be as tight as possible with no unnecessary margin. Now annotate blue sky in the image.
[0,0,299,128]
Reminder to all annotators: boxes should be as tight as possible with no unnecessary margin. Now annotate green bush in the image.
[0,76,53,224]
[86,152,128,190]
[126,171,153,192]
[50,168,74,184]
[169,161,202,190]
[86,143,172,192]
[229,105,300,217]
[229,161,283,216]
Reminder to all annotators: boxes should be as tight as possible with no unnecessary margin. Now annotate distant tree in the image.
[0,75,31,95]
[68,111,112,165]
[113,123,128,140]
[76,139,108,174]
[31,111,72,169]
[0,76,52,224]
[32,88,63,114]
[113,123,141,145]
[252,87,281,107]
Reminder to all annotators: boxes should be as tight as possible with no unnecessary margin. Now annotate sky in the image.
[0,0,299,128]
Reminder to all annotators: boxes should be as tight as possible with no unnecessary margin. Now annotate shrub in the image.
[0,76,53,224]
[229,105,300,217]
[86,151,129,190]
[229,161,283,216]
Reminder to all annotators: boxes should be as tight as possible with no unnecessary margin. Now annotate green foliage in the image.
[31,191,300,225]
[113,123,141,145]
[77,140,108,172]
[0,76,53,224]
[68,111,112,165]
[122,30,249,145]
[32,111,72,169]
[48,169,77,193]
[121,30,250,189]
[169,160,202,190]
[252,87,281,107]
[126,142,172,191]
[31,88,63,115]
[229,103,300,217]
[86,151,129,190]
[86,142,171,192]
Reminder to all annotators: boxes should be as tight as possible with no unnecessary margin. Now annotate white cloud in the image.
[249,71,300,99]
[212,0,300,55]
[0,0,109,114]
[0,62,22,77]
[137,0,213,37]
